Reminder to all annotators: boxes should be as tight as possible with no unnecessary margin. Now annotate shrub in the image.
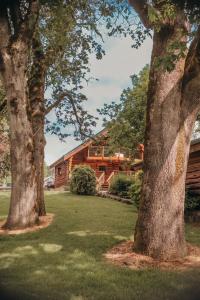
[185,190,200,211]
[70,165,96,195]
[109,174,132,198]
[129,170,143,209]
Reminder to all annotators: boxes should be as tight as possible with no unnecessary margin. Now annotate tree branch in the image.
[17,0,39,44]
[45,90,95,140]
[0,5,11,52]
[67,94,97,141]
[8,0,21,37]
[44,91,70,115]
[129,0,151,28]
[182,26,200,110]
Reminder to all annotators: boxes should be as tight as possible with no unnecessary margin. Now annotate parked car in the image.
[44,176,55,189]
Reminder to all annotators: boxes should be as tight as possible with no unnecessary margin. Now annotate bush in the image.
[185,190,200,211]
[70,165,96,195]
[129,170,143,209]
[109,174,132,198]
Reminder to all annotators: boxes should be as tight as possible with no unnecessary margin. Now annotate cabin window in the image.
[57,167,62,176]
[99,165,106,172]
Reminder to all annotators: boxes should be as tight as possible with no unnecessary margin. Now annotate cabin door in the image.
[98,165,107,173]
[98,165,109,178]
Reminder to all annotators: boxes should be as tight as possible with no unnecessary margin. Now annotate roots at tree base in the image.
[104,240,200,270]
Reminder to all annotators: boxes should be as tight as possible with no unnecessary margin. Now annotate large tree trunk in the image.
[29,36,46,216]
[2,41,38,229]
[34,123,46,216]
[32,115,46,216]
[134,21,199,260]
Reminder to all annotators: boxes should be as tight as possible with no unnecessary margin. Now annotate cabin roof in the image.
[49,128,107,168]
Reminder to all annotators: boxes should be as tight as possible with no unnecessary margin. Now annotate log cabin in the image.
[186,138,200,193]
[50,129,200,193]
[50,129,143,190]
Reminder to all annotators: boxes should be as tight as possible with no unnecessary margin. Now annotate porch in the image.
[96,170,135,191]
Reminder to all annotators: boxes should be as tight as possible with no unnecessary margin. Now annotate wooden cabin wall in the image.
[186,150,200,194]
[71,147,127,179]
[54,146,131,188]
[72,148,87,167]
[54,161,68,188]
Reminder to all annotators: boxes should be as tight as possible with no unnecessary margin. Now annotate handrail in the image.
[96,172,105,191]
[107,171,115,187]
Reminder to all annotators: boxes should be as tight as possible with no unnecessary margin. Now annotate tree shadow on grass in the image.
[0,240,200,300]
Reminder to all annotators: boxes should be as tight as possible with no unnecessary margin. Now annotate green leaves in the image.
[98,65,149,157]
[42,0,144,141]
[154,38,187,72]
[185,190,200,211]
[148,1,176,31]
[70,165,96,195]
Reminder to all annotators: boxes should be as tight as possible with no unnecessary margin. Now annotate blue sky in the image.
[45,34,153,166]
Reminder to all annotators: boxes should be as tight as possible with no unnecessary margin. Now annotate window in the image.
[57,167,62,176]
[99,165,106,172]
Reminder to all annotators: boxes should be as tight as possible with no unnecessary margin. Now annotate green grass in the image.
[0,192,200,300]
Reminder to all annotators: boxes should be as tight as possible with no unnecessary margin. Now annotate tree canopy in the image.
[38,0,144,141]
[98,65,149,157]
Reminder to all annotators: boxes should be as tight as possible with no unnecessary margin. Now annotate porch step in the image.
[101,183,109,190]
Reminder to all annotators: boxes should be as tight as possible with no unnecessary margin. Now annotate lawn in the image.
[0,192,200,300]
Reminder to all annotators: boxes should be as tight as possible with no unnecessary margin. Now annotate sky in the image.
[45,34,153,166]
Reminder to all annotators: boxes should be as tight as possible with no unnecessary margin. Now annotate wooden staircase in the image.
[96,171,110,191]
[101,181,109,191]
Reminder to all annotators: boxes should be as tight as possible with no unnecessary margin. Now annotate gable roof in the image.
[49,128,107,168]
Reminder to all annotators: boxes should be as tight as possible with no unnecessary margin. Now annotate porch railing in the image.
[96,172,105,191]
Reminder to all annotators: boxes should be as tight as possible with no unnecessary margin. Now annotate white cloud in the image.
[89,36,152,83]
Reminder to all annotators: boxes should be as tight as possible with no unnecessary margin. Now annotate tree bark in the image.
[2,40,38,229]
[29,35,46,216]
[0,1,39,229]
[34,122,46,217]
[134,18,200,260]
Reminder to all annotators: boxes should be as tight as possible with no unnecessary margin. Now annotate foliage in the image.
[37,1,102,141]
[109,174,133,198]
[70,165,96,195]
[129,170,143,209]
[98,65,149,157]
[145,1,200,72]
[185,190,200,211]
[39,0,146,141]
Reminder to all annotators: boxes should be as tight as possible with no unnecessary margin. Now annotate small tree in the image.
[70,165,96,195]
